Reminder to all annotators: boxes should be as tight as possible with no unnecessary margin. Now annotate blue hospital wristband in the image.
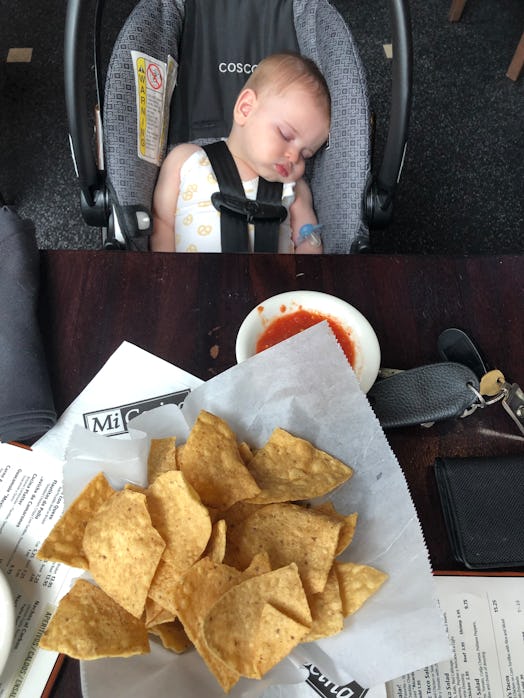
[298,223,323,247]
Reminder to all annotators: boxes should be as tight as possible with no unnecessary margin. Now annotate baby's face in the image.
[240,85,330,183]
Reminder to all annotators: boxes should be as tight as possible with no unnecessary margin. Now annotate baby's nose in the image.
[287,146,301,164]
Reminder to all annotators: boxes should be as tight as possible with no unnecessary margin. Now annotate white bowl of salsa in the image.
[235,291,381,392]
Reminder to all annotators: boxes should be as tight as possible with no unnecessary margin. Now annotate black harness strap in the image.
[253,176,283,253]
[202,141,287,253]
[202,141,249,252]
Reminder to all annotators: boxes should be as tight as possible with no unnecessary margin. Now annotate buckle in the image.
[211,192,287,223]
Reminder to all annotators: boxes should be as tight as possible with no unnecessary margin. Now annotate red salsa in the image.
[256,308,356,367]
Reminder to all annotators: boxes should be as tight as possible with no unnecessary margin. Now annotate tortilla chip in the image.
[174,557,244,692]
[225,502,342,595]
[146,470,211,573]
[253,603,311,676]
[220,500,266,531]
[144,597,175,628]
[202,563,311,679]
[246,428,352,504]
[148,436,178,484]
[83,489,165,618]
[149,619,192,653]
[179,410,261,509]
[242,551,273,578]
[39,579,149,659]
[204,519,227,563]
[238,441,254,465]
[37,472,114,569]
[314,502,358,555]
[124,482,147,494]
[335,562,388,616]
[148,559,183,616]
[302,565,344,642]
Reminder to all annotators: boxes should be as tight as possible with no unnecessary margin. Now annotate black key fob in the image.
[437,328,488,379]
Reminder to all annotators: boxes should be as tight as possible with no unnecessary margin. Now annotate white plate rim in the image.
[235,290,380,392]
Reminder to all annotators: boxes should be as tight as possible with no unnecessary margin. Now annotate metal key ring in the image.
[462,382,506,418]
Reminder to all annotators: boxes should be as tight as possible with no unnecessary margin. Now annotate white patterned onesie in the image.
[174,148,296,253]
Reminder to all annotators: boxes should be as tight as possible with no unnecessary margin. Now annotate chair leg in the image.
[448,0,468,23]
[506,32,524,81]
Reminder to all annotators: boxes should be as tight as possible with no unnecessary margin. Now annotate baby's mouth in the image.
[275,163,289,178]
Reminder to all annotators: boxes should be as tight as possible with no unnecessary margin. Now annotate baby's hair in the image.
[244,52,331,119]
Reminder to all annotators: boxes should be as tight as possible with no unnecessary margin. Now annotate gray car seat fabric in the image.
[103,0,370,252]
[294,0,370,252]
[103,0,185,221]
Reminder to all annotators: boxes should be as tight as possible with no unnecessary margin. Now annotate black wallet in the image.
[434,455,524,569]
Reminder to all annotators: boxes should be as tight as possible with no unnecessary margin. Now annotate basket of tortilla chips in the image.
[38,410,387,693]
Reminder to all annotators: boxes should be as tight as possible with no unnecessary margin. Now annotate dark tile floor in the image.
[1,0,523,252]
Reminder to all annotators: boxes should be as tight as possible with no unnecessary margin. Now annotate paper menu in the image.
[386,575,524,698]
[0,444,77,698]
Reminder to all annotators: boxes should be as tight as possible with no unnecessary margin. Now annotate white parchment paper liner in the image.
[55,324,449,697]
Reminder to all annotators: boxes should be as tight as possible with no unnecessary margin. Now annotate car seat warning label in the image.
[131,51,177,165]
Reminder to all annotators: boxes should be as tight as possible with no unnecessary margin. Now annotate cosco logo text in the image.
[218,62,258,74]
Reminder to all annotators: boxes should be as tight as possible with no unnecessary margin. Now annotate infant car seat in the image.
[65,0,412,252]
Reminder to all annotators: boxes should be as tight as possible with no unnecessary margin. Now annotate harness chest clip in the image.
[211,192,287,224]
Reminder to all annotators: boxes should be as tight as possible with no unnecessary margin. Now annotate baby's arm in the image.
[150,143,200,251]
[289,178,323,254]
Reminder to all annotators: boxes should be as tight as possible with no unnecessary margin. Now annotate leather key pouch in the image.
[434,454,524,569]
[367,362,479,429]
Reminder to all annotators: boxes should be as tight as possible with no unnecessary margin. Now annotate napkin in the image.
[0,205,56,443]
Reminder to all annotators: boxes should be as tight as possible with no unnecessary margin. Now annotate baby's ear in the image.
[233,88,256,124]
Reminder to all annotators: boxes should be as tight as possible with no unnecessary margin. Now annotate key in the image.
[378,367,405,379]
[479,369,505,396]
[501,382,524,436]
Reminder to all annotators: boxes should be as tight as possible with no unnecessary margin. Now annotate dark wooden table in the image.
[38,251,523,698]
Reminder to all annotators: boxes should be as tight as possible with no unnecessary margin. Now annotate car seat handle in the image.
[365,0,413,228]
[64,0,109,226]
